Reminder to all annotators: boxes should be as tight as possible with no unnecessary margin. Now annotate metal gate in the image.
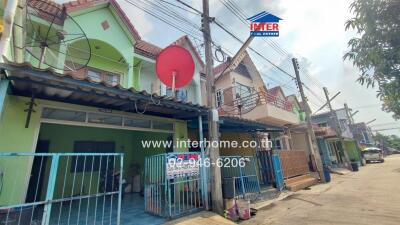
[144,152,206,218]
[0,152,123,225]
[220,156,260,199]
[272,154,284,191]
[256,150,275,185]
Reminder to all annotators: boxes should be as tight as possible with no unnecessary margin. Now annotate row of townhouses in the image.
[0,0,376,224]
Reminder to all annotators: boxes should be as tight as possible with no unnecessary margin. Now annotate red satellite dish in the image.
[156,45,195,90]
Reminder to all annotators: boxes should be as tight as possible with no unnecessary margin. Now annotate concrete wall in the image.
[38,123,170,200]
[219,132,255,157]
[0,95,41,205]
[68,7,135,88]
[291,133,308,152]
[344,140,361,162]
[0,94,188,205]
[231,71,253,88]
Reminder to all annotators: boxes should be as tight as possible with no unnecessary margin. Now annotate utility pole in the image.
[344,103,353,124]
[323,87,351,168]
[202,0,223,214]
[292,58,325,182]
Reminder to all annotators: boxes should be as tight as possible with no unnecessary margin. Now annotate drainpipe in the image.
[0,0,19,61]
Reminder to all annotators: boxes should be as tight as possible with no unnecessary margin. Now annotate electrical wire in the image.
[217,0,334,105]
[220,0,289,57]
[126,0,330,111]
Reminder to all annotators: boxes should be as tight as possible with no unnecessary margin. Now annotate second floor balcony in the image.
[218,89,300,126]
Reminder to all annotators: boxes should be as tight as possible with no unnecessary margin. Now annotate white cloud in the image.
[276,0,399,135]
[55,0,398,135]
[118,0,154,36]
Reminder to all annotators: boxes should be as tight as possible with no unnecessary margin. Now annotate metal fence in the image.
[0,152,123,225]
[220,156,260,199]
[255,150,275,186]
[272,154,284,191]
[144,152,206,219]
[277,150,310,179]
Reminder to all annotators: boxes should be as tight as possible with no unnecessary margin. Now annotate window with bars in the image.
[216,89,224,107]
[105,73,120,86]
[87,69,102,82]
[86,68,121,85]
[166,88,188,102]
[235,82,252,98]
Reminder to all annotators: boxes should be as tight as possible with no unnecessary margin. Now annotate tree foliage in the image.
[374,132,400,149]
[344,0,400,119]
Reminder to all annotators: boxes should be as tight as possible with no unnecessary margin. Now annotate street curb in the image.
[251,191,295,210]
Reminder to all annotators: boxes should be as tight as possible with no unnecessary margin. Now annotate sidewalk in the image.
[241,156,400,225]
[165,211,236,225]
[166,173,345,225]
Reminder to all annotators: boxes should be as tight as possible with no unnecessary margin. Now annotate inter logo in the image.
[247,11,282,37]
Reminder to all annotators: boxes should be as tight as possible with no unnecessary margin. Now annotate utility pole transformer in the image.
[202,0,223,214]
[323,87,352,168]
[292,58,326,182]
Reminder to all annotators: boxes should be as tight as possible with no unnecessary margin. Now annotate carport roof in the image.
[219,116,284,132]
[0,61,209,119]
[187,115,284,133]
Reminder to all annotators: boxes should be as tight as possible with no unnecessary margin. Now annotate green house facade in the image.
[0,0,208,221]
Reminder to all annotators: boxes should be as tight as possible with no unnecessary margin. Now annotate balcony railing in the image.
[65,61,121,86]
[264,91,293,111]
[218,89,293,116]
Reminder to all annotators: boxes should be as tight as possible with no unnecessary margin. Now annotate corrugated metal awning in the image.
[187,115,284,133]
[219,115,284,132]
[0,61,209,119]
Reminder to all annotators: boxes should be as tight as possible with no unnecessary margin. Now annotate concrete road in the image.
[243,155,400,225]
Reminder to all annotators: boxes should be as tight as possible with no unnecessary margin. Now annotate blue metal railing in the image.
[0,152,124,225]
[220,156,261,199]
[272,154,285,191]
[144,152,206,218]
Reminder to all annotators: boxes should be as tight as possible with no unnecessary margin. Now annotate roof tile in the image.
[134,40,162,59]
[28,0,141,40]
[2,59,208,111]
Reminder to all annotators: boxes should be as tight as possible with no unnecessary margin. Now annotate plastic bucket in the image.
[236,199,250,220]
[351,162,359,171]
[323,166,331,182]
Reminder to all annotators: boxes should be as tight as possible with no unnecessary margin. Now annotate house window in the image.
[41,107,175,133]
[177,89,188,102]
[216,89,224,107]
[339,119,347,131]
[88,113,123,126]
[166,87,177,98]
[274,139,282,150]
[362,131,370,143]
[124,118,151,128]
[87,69,102,82]
[235,82,252,98]
[42,108,86,122]
[105,73,120,86]
[86,68,120,85]
[166,88,187,101]
[153,121,174,131]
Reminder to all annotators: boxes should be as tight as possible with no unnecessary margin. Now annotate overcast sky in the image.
[57,0,400,135]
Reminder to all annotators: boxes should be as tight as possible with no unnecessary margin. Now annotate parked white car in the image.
[363,147,384,163]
